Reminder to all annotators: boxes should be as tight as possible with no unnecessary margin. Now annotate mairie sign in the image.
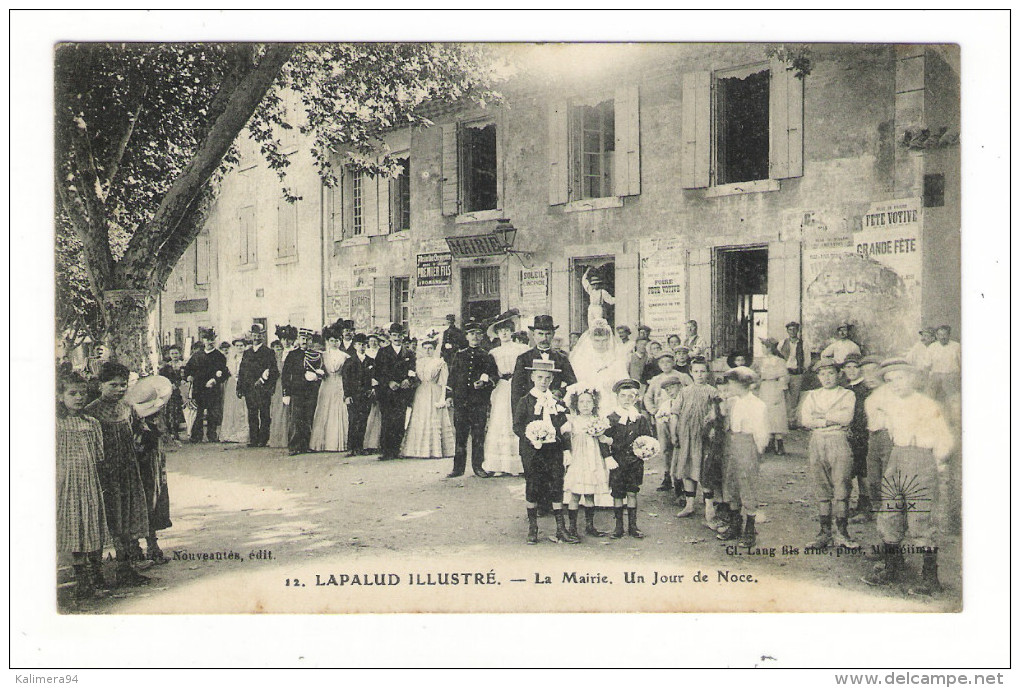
[445,233,506,259]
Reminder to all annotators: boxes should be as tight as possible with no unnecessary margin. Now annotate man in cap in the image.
[281,327,325,455]
[779,321,806,426]
[715,366,770,548]
[447,317,500,478]
[510,315,577,418]
[374,323,417,461]
[820,322,862,365]
[862,358,954,595]
[184,327,230,443]
[800,358,858,549]
[440,314,467,366]
[237,323,279,448]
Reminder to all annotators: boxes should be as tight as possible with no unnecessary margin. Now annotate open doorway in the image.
[714,246,769,361]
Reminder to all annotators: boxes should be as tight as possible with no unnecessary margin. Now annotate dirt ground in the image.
[59,429,961,614]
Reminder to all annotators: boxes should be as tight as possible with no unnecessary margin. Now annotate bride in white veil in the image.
[568,318,630,417]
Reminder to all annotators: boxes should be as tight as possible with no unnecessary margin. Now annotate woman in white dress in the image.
[219,338,249,443]
[481,311,530,476]
[400,334,455,459]
[755,338,790,455]
[568,318,628,506]
[569,318,630,417]
[310,325,351,452]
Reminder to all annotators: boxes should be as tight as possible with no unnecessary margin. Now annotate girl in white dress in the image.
[310,326,351,452]
[562,385,614,539]
[754,338,790,455]
[219,338,249,443]
[482,312,530,476]
[400,336,455,459]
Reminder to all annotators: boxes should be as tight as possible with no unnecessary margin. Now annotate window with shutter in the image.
[276,200,298,260]
[681,63,803,191]
[389,156,411,232]
[239,206,256,266]
[460,119,498,213]
[195,232,211,285]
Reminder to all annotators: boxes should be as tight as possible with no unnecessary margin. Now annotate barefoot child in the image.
[57,372,112,600]
[84,362,152,587]
[605,378,656,539]
[670,358,720,521]
[513,359,572,544]
[562,385,613,539]
[716,367,770,548]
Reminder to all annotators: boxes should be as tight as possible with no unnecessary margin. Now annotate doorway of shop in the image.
[714,246,769,363]
[461,265,502,324]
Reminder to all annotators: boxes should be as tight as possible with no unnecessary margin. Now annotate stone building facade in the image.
[161,43,960,361]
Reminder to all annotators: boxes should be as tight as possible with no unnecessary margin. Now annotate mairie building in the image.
[159,43,959,361]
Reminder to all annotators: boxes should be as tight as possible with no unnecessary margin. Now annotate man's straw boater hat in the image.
[526,358,561,374]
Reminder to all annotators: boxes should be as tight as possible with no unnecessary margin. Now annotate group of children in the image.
[512,338,956,596]
[57,364,173,602]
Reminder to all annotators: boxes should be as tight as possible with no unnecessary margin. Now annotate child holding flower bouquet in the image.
[605,378,658,539]
[562,385,613,539]
[513,359,572,544]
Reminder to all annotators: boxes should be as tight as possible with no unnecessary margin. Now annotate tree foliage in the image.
[54,42,502,355]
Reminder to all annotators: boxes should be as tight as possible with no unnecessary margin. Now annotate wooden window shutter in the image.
[277,201,297,257]
[614,85,641,197]
[680,71,711,189]
[329,182,344,242]
[686,248,713,356]
[614,252,640,326]
[441,123,459,216]
[342,169,354,239]
[376,166,391,235]
[766,241,802,339]
[372,276,390,328]
[364,173,382,236]
[769,62,805,180]
[238,211,249,264]
[548,101,569,205]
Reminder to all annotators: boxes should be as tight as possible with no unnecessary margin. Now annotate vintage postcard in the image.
[12,8,1012,672]
[48,38,968,616]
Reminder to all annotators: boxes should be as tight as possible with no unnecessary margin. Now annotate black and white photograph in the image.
[10,8,1011,673]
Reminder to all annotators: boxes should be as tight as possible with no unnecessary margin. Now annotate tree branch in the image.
[152,183,216,292]
[101,86,147,194]
[118,43,295,287]
[55,182,112,328]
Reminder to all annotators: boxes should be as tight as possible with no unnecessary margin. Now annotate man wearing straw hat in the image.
[862,358,954,595]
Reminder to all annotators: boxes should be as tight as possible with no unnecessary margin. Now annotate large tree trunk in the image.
[102,290,157,376]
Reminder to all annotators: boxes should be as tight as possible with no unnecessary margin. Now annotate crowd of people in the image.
[56,309,962,602]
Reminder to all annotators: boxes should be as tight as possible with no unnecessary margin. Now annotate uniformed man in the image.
[237,323,279,447]
[447,317,500,478]
[281,328,324,455]
[510,315,577,417]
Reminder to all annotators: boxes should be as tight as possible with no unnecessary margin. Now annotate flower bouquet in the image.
[525,419,557,446]
[632,435,662,460]
[584,416,611,437]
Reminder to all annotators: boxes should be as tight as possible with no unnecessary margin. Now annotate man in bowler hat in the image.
[374,323,417,460]
[510,315,577,417]
[447,317,500,478]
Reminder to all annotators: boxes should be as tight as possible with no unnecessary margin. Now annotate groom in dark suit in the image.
[510,315,577,417]
[374,323,417,460]
[237,323,279,447]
